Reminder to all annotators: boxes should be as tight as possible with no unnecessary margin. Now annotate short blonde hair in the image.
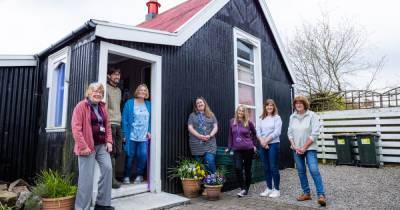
[293,95,310,111]
[85,82,105,98]
[134,84,150,99]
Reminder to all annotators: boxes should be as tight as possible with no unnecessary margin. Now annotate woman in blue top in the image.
[122,84,151,184]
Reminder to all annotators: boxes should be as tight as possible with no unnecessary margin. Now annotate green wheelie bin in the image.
[333,134,356,165]
[355,133,381,168]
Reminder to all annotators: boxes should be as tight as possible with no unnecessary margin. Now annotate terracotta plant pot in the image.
[42,195,75,210]
[204,185,223,201]
[181,178,201,198]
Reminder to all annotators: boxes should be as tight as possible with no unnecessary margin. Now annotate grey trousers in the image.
[75,144,112,210]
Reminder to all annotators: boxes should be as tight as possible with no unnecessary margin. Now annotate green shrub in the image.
[168,159,206,180]
[0,203,13,210]
[24,195,41,210]
[32,169,77,199]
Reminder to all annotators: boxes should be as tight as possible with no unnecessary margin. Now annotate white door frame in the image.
[98,41,162,193]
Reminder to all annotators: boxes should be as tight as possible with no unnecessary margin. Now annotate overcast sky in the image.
[0,0,398,90]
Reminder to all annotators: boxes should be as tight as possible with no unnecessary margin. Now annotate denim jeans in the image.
[293,150,325,196]
[124,141,148,178]
[194,152,216,174]
[259,143,280,190]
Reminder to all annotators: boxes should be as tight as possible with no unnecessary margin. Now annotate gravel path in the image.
[169,165,400,210]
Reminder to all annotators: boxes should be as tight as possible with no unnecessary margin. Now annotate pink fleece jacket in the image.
[71,99,113,155]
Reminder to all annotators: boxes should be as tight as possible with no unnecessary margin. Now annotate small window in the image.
[54,63,65,127]
[46,47,70,132]
[234,28,263,124]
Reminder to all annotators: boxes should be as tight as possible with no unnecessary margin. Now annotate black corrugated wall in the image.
[36,36,99,174]
[0,65,40,182]
[102,0,294,193]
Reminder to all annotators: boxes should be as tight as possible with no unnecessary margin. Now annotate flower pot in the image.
[181,178,201,198]
[204,185,223,201]
[42,195,75,210]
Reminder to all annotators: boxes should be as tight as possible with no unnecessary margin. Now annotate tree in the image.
[287,12,385,97]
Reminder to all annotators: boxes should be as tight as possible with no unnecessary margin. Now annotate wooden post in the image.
[320,117,326,164]
[375,116,384,166]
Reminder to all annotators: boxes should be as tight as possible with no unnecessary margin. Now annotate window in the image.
[233,28,263,124]
[46,47,71,132]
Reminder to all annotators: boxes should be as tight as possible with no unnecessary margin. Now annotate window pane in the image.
[54,63,65,127]
[238,60,254,84]
[247,108,256,124]
[237,39,254,62]
[238,83,255,106]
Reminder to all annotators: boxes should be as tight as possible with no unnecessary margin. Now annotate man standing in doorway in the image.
[107,67,123,189]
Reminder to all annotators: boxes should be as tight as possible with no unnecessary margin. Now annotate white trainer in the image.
[134,175,144,184]
[237,189,248,197]
[269,189,280,198]
[260,188,273,197]
[123,177,130,184]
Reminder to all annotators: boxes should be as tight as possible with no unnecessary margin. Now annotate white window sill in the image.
[45,127,66,133]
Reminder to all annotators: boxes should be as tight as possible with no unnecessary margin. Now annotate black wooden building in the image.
[0,0,295,193]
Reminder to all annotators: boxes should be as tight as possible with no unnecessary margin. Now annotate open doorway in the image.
[108,53,151,189]
[94,42,162,200]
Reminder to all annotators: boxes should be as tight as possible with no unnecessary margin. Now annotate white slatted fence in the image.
[317,107,400,164]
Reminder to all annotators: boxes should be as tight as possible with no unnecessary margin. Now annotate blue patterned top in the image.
[130,102,150,142]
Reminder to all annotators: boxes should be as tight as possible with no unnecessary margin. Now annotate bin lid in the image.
[332,133,356,137]
[355,132,380,137]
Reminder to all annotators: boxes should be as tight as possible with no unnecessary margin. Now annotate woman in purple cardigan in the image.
[226,105,257,197]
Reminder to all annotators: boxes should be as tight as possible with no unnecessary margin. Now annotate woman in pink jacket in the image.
[71,83,114,210]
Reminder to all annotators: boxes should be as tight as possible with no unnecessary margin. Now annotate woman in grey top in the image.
[187,97,218,173]
[288,96,326,206]
[257,99,282,198]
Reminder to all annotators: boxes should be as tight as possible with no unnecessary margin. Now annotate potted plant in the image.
[202,168,226,201]
[31,169,77,210]
[168,159,206,198]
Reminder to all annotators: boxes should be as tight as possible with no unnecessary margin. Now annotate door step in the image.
[112,192,190,210]
[112,183,148,199]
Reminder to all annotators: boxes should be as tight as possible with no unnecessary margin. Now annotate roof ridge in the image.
[137,0,211,32]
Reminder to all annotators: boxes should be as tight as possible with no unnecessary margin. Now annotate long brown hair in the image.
[234,105,249,127]
[260,99,279,119]
[193,97,214,118]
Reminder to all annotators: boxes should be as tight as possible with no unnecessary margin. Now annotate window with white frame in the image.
[46,47,71,131]
[233,28,263,124]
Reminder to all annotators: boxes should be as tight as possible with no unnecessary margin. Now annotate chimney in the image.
[146,0,161,21]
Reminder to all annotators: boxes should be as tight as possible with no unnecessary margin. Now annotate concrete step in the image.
[111,192,190,210]
[112,183,148,199]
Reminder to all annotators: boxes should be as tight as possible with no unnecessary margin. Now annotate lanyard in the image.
[197,113,207,135]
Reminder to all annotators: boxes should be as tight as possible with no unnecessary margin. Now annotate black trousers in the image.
[233,149,254,191]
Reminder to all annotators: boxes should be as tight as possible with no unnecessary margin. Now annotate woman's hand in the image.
[147,133,151,140]
[106,142,113,153]
[266,136,273,142]
[225,148,230,153]
[80,147,91,156]
[253,146,257,153]
[198,135,209,141]
[297,147,306,154]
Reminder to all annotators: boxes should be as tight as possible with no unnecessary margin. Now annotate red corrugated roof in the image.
[137,0,211,33]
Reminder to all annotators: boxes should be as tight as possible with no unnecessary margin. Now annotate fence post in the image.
[375,116,384,166]
[320,117,326,164]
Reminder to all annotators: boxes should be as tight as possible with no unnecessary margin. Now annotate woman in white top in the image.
[257,99,282,198]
